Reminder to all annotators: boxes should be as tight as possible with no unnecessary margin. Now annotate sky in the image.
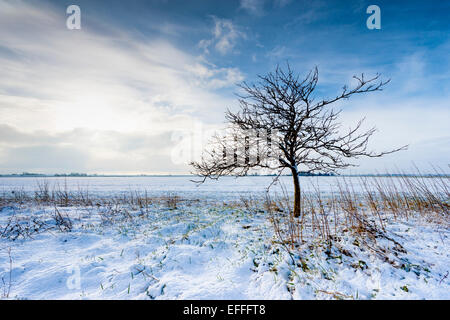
[0,0,448,174]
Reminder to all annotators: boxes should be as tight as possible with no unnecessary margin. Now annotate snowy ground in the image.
[1,175,438,201]
[0,177,448,300]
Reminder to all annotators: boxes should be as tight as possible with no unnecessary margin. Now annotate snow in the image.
[0,175,429,200]
[0,176,448,300]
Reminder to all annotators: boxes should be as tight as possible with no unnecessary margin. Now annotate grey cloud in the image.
[0,0,242,174]
[0,124,61,146]
[0,145,90,172]
[0,124,190,174]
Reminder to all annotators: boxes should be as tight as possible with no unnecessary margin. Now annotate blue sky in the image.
[0,0,448,174]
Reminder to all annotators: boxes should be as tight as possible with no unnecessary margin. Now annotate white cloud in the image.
[186,64,244,89]
[283,0,326,27]
[240,0,293,15]
[0,1,241,174]
[199,17,246,55]
[0,1,447,174]
[394,52,427,93]
[266,45,289,59]
[330,93,450,173]
[240,0,265,16]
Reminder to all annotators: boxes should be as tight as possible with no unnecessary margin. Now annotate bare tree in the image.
[190,65,407,217]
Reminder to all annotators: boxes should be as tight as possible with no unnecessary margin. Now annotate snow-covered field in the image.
[0,175,424,200]
[0,176,448,299]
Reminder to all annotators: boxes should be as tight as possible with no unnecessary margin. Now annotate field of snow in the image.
[0,175,424,199]
[0,176,448,300]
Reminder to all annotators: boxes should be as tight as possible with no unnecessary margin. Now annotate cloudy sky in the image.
[0,0,448,174]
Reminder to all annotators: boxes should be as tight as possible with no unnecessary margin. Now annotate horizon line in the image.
[0,173,448,178]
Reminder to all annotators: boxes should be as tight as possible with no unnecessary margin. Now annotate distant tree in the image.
[191,65,407,218]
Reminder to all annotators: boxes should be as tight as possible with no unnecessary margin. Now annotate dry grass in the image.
[264,173,449,254]
[0,173,448,246]
[0,181,191,210]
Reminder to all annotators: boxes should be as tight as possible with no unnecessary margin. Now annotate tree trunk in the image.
[291,168,301,218]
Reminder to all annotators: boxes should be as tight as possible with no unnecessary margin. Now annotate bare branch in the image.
[191,64,406,188]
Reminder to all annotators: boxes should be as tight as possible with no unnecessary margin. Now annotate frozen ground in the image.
[0,177,448,300]
[0,175,437,200]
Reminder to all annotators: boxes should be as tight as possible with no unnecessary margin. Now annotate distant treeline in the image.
[0,172,448,178]
[0,172,183,177]
[0,172,89,177]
